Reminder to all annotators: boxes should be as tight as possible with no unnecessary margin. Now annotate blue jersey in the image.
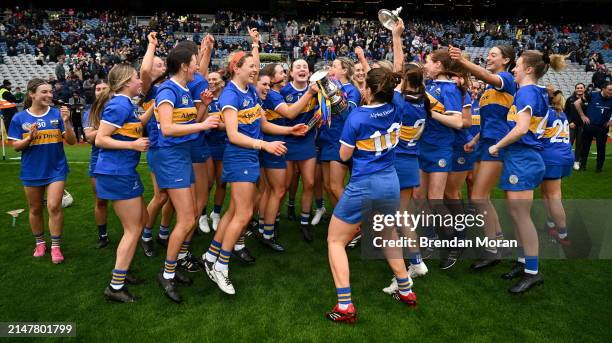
[154,79,198,147]
[8,107,69,181]
[584,91,612,126]
[423,79,462,146]
[470,96,481,137]
[505,84,548,150]
[187,72,210,150]
[280,82,318,144]
[219,81,263,158]
[143,83,160,148]
[539,110,574,166]
[205,98,227,146]
[479,71,515,140]
[393,91,426,156]
[318,82,361,145]
[94,94,143,176]
[454,93,474,147]
[262,89,287,142]
[340,103,401,180]
[82,107,100,160]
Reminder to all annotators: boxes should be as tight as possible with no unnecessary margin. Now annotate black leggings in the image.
[579,124,608,170]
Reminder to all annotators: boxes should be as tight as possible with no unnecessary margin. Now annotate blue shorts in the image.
[260,150,287,169]
[88,154,98,178]
[452,146,476,172]
[418,141,452,173]
[333,167,400,224]
[151,142,195,189]
[209,144,225,161]
[285,132,317,161]
[22,174,66,187]
[222,154,260,183]
[499,145,545,191]
[395,154,420,189]
[191,140,211,164]
[543,164,572,180]
[478,138,503,162]
[95,173,143,200]
[146,148,156,172]
[318,141,341,162]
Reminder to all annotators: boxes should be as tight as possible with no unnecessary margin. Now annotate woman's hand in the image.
[200,115,220,130]
[289,124,309,136]
[200,89,214,106]
[488,144,499,157]
[148,32,158,46]
[131,137,150,152]
[263,141,287,156]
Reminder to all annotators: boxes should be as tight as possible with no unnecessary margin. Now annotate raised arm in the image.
[248,27,261,79]
[140,32,159,95]
[392,19,405,73]
[199,34,214,78]
[355,46,370,74]
[449,46,503,89]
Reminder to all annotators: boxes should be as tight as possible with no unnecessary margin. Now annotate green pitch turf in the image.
[0,144,611,342]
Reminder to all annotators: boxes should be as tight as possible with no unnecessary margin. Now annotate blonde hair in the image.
[546,85,565,113]
[89,64,136,129]
[520,51,568,79]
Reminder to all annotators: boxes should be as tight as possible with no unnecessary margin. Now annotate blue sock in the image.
[158,225,170,239]
[300,212,310,225]
[142,227,153,241]
[204,239,221,262]
[263,224,274,239]
[213,204,222,214]
[163,259,177,279]
[396,276,413,295]
[336,287,352,308]
[214,249,231,271]
[525,256,538,274]
[409,252,422,265]
[110,269,127,290]
[315,198,323,209]
[557,227,567,239]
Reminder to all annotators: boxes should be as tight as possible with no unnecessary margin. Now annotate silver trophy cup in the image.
[378,7,403,31]
[309,70,348,116]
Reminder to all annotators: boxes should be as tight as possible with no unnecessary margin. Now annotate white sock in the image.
[163,272,175,280]
[234,243,245,250]
[204,252,217,263]
[338,303,349,310]
[214,261,228,272]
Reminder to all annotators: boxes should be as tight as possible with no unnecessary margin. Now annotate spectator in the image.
[55,56,66,82]
[576,82,612,172]
[0,79,18,133]
[565,83,587,170]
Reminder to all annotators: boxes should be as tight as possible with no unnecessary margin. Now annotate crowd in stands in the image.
[1,7,610,104]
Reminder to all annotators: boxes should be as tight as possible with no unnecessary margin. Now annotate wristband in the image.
[252,44,260,48]
[253,139,263,150]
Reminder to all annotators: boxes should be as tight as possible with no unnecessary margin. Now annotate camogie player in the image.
[204,71,227,231]
[488,51,566,293]
[419,48,464,270]
[89,64,152,302]
[540,87,573,245]
[258,62,318,251]
[449,45,517,269]
[281,59,319,241]
[8,79,76,264]
[202,43,308,295]
[153,46,220,303]
[319,58,361,208]
[326,67,416,324]
[140,31,170,258]
[83,80,111,248]
[353,59,367,97]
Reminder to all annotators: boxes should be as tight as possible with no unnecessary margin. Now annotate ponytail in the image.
[521,50,568,79]
[365,68,401,104]
[400,62,432,117]
[88,64,136,129]
[89,88,112,129]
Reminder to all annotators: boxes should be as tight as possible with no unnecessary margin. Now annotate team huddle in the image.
[10,16,612,325]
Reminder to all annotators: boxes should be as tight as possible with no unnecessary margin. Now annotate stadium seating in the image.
[0,55,58,90]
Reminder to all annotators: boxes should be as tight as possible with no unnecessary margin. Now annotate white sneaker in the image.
[212,268,236,295]
[199,215,210,234]
[211,212,221,231]
[409,262,429,278]
[382,276,398,295]
[311,207,327,225]
[573,162,580,171]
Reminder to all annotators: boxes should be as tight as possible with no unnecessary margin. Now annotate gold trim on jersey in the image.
[471,114,481,126]
[400,125,420,141]
[154,107,197,124]
[542,126,569,139]
[115,122,143,139]
[237,105,263,124]
[426,93,445,113]
[265,109,283,121]
[506,105,545,132]
[22,129,63,145]
[142,99,155,111]
[479,89,513,108]
[355,131,400,151]
[209,111,223,121]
